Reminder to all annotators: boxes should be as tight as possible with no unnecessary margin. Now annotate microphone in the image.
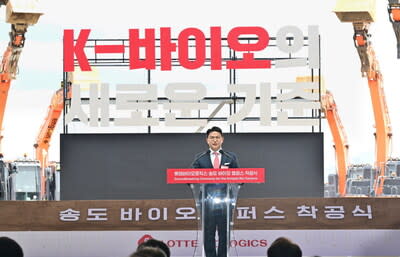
[219,149,233,160]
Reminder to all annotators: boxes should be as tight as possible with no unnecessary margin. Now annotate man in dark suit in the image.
[191,126,239,257]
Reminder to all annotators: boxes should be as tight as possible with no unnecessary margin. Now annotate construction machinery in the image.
[345,164,376,196]
[388,0,400,58]
[0,0,42,153]
[374,158,400,196]
[386,2,400,194]
[296,76,349,197]
[297,75,376,197]
[33,69,94,200]
[321,90,378,197]
[0,0,42,200]
[7,156,41,200]
[335,0,394,196]
[321,90,349,197]
[34,85,65,200]
[0,157,8,200]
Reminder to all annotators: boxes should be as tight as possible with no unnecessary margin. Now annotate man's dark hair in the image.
[206,126,223,137]
[131,247,167,257]
[267,237,302,257]
[137,239,170,257]
[0,237,23,257]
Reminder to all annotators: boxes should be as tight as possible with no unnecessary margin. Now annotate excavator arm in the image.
[0,24,28,153]
[388,0,400,58]
[335,1,392,196]
[334,1,392,179]
[34,88,63,166]
[297,76,349,196]
[352,22,392,176]
[321,91,349,196]
[0,0,42,154]
[34,86,65,198]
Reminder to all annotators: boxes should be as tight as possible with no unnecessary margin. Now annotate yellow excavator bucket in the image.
[6,0,43,25]
[334,0,376,23]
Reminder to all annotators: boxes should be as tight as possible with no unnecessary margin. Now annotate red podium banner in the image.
[167,168,265,184]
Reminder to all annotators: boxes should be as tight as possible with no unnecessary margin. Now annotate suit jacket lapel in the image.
[221,153,230,167]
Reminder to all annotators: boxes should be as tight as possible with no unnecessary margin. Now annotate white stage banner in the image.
[1,229,399,257]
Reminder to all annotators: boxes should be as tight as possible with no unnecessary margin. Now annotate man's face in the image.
[206,131,224,152]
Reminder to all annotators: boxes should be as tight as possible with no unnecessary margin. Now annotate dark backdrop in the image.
[60,133,323,199]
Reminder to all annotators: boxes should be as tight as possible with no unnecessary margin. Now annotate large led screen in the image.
[60,133,323,199]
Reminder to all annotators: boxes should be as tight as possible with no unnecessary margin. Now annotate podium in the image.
[167,168,265,257]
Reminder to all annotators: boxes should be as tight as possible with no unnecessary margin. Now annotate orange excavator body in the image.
[388,0,400,58]
[0,0,43,154]
[352,24,392,196]
[0,73,11,146]
[297,76,349,196]
[34,86,68,198]
[321,91,349,196]
[335,1,392,196]
[0,25,27,154]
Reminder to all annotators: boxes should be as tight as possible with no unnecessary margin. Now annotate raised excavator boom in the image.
[334,0,392,183]
[34,69,97,199]
[321,91,349,196]
[297,76,349,196]
[0,0,42,155]
[34,85,66,199]
[388,0,400,58]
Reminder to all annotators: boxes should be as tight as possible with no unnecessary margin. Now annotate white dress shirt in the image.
[209,148,221,167]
